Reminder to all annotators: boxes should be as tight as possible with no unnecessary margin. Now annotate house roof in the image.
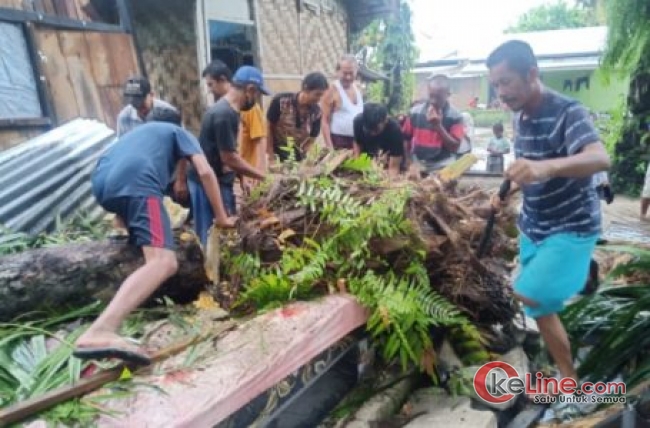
[415,26,608,77]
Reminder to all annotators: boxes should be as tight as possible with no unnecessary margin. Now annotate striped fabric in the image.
[402,102,465,162]
[514,90,602,242]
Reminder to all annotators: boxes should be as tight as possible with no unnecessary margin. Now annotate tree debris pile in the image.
[218,150,520,370]
[593,244,650,286]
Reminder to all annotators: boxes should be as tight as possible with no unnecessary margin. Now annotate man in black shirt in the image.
[181,66,269,246]
[353,103,404,177]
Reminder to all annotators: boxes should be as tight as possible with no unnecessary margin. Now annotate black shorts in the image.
[101,196,174,250]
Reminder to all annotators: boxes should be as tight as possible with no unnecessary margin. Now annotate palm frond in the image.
[563,284,650,385]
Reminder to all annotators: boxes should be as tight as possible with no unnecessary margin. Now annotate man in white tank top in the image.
[321,54,364,150]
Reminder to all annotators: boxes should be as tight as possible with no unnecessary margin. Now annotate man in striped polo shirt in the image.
[487,40,610,415]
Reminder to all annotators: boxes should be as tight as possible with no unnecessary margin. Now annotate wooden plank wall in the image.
[0,0,94,21]
[34,27,139,129]
[0,0,140,149]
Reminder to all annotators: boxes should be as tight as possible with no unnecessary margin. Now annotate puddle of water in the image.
[604,221,650,244]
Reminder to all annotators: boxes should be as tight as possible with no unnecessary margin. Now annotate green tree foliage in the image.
[598,0,650,195]
[562,245,650,390]
[351,1,419,114]
[601,0,650,74]
[506,0,600,33]
[575,0,607,24]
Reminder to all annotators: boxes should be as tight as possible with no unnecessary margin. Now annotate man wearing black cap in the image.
[182,65,271,246]
[116,76,178,137]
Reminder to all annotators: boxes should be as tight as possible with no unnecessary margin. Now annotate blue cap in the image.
[232,66,272,96]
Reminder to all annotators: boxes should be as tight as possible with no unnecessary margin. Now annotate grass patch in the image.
[0,211,111,256]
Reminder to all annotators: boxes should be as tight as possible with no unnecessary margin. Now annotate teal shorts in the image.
[514,232,599,318]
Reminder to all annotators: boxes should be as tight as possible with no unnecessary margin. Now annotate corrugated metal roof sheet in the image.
[0,119,116,235]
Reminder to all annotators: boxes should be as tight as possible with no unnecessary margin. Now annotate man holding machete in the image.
[487,40,610,417]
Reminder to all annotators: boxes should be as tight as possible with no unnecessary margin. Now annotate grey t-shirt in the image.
[116,99,177,137]
[92,122,202,201]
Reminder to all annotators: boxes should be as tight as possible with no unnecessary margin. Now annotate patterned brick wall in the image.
[265,79,302,95]
[257,0,301,75]
[131,0,203,135]
[141,47,203,135]
[299,2,348,75]
[257,0,349,84]
[130,0,351,126]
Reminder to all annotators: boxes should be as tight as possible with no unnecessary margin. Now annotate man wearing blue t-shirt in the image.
[487,41,610,415]
[73,110,234,366]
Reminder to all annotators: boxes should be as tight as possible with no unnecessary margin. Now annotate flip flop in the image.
[73,346,152,366]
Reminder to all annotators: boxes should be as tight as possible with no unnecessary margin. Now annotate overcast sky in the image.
[411,0,554,61]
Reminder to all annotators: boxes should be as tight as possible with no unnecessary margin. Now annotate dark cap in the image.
[232,66,272,95]
[123,76,152,109]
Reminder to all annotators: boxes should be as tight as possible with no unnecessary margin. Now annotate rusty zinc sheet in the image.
[0,118,116,235]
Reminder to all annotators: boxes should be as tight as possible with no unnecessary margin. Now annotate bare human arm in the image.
[302,115,322,155]
[258,136,268,172]
[492,144,609,211]
[487,145,508,155]
[172,159,190,204]
[352,140,362,157]
[435,123,461,152]
[401,116,414,170]
[320,85,336,149]
[491,180,521,211]
[427,106,461,152]
[506,143,610,185]
[220,150,266,181]
[266,96,281,165]
[266,122,276,164]
[189,154,234,227]
[507,104,610,186]
[388,156,402,178]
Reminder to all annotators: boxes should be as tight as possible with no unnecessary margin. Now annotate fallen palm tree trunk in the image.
[0,229,208,322]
